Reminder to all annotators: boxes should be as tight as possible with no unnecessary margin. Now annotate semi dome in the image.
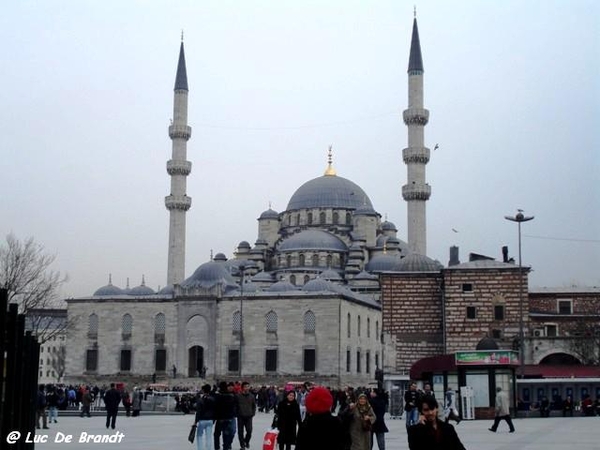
[252,271,275,282]
[286,175,373,211]
[303,278,336,292]
[182,260,237,289]
[268,280,298,292]
[396,253,443,272]
[320,269,344,281]
[278,229,347,252]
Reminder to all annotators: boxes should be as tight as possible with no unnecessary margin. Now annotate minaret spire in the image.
[166,39,193,286]
[402,14,431,255]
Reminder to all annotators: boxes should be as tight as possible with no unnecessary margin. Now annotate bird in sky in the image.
[434,143,439,151]
[452,228,458,233]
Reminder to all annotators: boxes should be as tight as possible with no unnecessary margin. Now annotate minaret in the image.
[165,38,192,285]
[402,14,431,255]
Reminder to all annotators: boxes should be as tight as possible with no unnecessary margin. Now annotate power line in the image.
[523,234,600,243]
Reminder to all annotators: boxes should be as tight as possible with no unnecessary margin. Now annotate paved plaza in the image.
[11,412,599,450]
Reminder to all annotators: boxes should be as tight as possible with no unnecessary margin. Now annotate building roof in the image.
[445,260,521,270]
[286,174,373,210]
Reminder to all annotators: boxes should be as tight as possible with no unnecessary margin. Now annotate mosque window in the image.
[312,254,319,266]
[287,215,291,226]
[356,349,362,373]
[357,316,361,336]
[266,311,278,333]
[233,311,241,334]
[303,275,310,284]
[375,352,380,369]
[265,349,278,372]
[307,212,313,225]
[376,321,379,341]
[367,317,371,338]
[299,254,305,266]
[346,348,351,372]
[228,349,240,372]
[88,314,98,339]
[366,350,371,373]
[333,212,339,224]
[155,349,167,371]
[120,349,132,371]
[121,314,133,338]
[303,348,316,372]
[296,214,301,225]
[494,305,505,321]
[304,311,316,333]
[290,274,297,285]
[286,254,292,267]
[320,212,326,224]
[346,212,352,225]
[347,313,351,338]
[326,254,332,267]
[85,349,98,372]
[154,313,166,344]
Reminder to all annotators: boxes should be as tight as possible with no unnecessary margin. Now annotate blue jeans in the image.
[405,408,419,428]
[214,419,236,450]
[196,420,213,450]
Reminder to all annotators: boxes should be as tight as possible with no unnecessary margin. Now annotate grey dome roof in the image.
[158,284,174,295]
[94,283,123,296]
[252,271,275,282]
[320,269,343,281]
[303,278,336,292]
[129,284,155,296]
[354,204,378,216]
[476,337,499,350]
[279,229,347,252]
[268,280,298,292]
[365,254,402,272]
[239,280,258,293]
[286,175,373,210]
[213,253,228,262]
[182,260,237,289]
[381,221,397,231]
[396,253,443,272]
[237,241,251,249]
[259,208,279,220]
[354,270,378,280]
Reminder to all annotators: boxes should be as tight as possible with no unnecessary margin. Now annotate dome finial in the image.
[324,144,337,176]
[108,273,113,285]
[181,29,184,42]
[210,249,214,260]
[126,277,130,289]
[414,5,417,18]
[141,274,146,286]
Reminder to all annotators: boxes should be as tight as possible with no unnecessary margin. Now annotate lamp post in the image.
[238,264,246,378]
[504,210,534,379]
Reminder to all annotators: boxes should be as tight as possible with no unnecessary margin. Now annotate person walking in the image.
[296,387,345,450]
[563,396,574,417]
[36,384,49,429]
[103,383,121,429]
[404,382,420,428]
[488,387,515,433]
[195,384,216,450]
[46,386,59,424]
[236,381,256,450]
[408,396,465,450]
[80,388,93,418]
[369,389,389,450]
[342,393,376,450]
[276,390,302,450]
[214,382,237,450]
[132,387,142,417]
[443,387,461,424]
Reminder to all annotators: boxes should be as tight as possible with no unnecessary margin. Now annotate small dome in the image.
[354,204,378,216]
[259,208,279,220]
[268,280,298,292]
[93,283,123,297]
[396,254,443,272]
[365,254,402,272]
[237,241,251,249]
[252,271,275,282]
[254,238,268,246]
[353,270,378,280]
[320,269,343,281]
[376,235,388,247]
[303,278,335,292]
[476,337,499,350]
[278,229,347,252]
[239,280,258,293]
[182,260,237,289]
[158,284,174,295]
[213,253,228,262]
[129,284,155,296]
[381,221,397,232]
[286,175,373,210]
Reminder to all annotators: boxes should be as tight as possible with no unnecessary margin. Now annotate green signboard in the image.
[455,350,519,366]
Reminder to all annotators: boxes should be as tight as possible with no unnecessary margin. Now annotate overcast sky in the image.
[1,0,598,298]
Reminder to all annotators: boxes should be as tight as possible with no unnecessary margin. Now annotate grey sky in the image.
[1,0,598,298]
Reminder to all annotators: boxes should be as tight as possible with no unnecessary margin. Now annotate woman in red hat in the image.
[296,387,345,450]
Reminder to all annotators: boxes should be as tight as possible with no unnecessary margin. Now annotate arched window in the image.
[346,212,352,225]
[88,313,98,338]
[233,311,241,334]
[333,212,339,224]
[296,214,300,225]
[286,254,292,267]
[326,254,333,267]
[299,254,305,266]
[287,215,291,225]
[304,311,316,333]
[347,313,351,338]
[266,311,278,333]
[121,313,133,336]
[154,313,166,335]
[303,275,310,284]
[312,254,319,266]
[307,212,313,225]
[357,316,361,337]
[367,317,371,338]
[290,274,296,285]
[376,321,379,341]
[320,212,326,224]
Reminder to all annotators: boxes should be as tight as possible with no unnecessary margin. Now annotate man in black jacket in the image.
[103,383,122,430]
[194,384,216,450]
[407,396,465,450]
[214,382,237,450]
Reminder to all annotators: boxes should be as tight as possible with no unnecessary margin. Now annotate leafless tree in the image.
[1,233,70,343]
[568,301,600,365]
[51,346,67,382]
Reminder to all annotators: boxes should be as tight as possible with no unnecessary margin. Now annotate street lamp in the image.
[504,210,534,379]
[238,264,246,378]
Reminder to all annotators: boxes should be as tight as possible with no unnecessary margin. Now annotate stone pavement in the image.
[10,411,599,449]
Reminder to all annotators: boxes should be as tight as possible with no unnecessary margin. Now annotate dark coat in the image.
[407,420,466,450]
[195,393,216,422]
[276,399,302,444]
[103,388,121,412]
[296,413,345,450]
[369,395,389,434]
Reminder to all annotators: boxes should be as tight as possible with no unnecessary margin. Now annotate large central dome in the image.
[286,175,373,211]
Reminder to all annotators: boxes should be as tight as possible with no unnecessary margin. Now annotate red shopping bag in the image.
[262,429,279,450]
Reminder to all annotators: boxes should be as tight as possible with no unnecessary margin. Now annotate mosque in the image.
[64,16,438,387]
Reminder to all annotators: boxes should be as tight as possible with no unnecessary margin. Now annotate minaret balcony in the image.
[402,183,431,201]
[403,147,430,164]
[168,125,192,140]
[165,195,192,211]
[167,160,192,176]
[403,108,429,126]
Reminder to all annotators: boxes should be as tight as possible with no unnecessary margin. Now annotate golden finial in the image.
[324,144,337,176]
